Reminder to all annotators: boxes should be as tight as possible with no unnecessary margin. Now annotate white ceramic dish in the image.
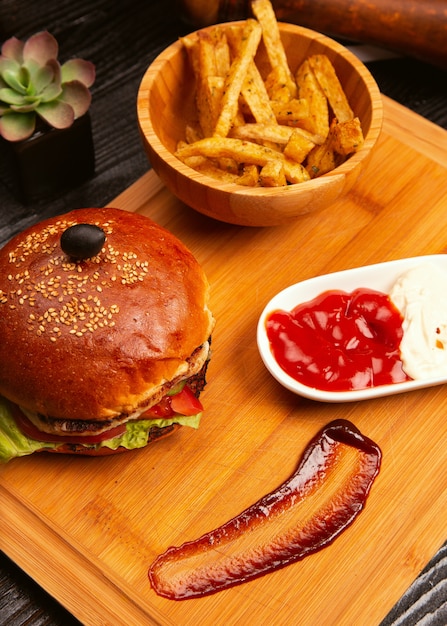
[257,254,447,402]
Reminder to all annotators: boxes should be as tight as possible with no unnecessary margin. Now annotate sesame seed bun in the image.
[0,208,214,434]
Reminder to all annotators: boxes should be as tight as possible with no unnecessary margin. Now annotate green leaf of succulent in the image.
[11,100,41,113]
[0,111,35,141]
[0,87,27,105]
[39,82,63,102]
[2,68,27,94]
[36,99,74,129]
[60,81,92,118]
[26,62,58,96]
[23,31,58,66]
[0,56,21,80]
[61,59,96,88]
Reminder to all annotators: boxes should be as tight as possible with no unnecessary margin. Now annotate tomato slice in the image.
[170,385,203,416]
[143,396,173,418]
[142,385,203,419]
[11,405,127,444]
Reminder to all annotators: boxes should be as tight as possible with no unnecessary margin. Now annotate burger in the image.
[0,207,214,462]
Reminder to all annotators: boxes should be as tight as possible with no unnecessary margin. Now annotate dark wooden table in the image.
[1,1,447,624]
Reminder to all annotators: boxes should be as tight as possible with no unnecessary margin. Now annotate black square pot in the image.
[0,113,95,204]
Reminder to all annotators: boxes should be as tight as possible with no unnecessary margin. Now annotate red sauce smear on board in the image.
[148,419,381,600]
[266,288,410,391]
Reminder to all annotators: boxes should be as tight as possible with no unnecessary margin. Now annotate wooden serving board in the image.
[1,95,447,626]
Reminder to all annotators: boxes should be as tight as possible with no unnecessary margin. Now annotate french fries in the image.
[176,136,310,184]
[175,0,364,187]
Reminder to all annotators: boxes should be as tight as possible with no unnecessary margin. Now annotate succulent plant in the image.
[0,31,95,142]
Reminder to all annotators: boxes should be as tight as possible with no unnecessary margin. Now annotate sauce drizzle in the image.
[148,419,381,599]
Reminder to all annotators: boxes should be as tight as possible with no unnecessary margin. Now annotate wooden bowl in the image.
[137,22,383,227]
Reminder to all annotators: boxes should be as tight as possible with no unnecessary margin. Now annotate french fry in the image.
[212,28,231,78]
[306,119,338,178]
[230,122,293,145]
[176,140,208,169]
[332,117,364,154]
[213,19,262,137]
[259,160,287,187]
[285,159,311,183]
[217,156,239,174]
[196,75,224,137]
[241,65,277,124]
[230,123,321,147]
[296,59,329,139]
[306,142,337,178]
[308,54,354,123]
[251,0,297,99]
[195,159,241,183]
[264,66,294,104]
[284,129,316,163]
[237,164,260,186]
[197,31,219,77]
[271,98,310,126]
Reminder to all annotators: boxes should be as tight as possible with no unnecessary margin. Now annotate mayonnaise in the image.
[389,263,447,379]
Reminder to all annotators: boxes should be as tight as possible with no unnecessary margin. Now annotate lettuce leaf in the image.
[98,414,202,451]
[0,397,201,463]
[0,399,59,462]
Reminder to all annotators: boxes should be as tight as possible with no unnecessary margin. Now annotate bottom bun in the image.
[42,423,181,456]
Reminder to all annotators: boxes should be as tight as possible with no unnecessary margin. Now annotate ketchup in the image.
[148,420,381,599]
[266,288,410,391]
